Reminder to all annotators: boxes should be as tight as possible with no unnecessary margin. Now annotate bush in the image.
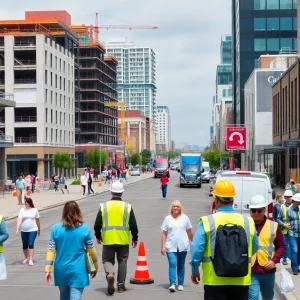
[71,179,80,185]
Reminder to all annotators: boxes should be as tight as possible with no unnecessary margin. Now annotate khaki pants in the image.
[17,189,24,204]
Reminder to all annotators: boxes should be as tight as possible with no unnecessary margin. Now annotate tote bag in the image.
[0,253,7,280]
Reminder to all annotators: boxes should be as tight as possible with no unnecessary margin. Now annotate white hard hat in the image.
[284,190,293,197]
[110,181,124,193]
[292,193,300,202]
[249,195,268,208]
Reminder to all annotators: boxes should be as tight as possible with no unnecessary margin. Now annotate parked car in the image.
[131,167,141,176]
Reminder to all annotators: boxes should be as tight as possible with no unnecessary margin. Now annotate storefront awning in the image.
[258,147,286,154]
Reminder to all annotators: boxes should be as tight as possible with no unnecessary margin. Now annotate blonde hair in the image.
[276,193,283,202]
[169,200,184,215]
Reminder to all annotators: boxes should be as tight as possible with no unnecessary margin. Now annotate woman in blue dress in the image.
[45,201,98,300]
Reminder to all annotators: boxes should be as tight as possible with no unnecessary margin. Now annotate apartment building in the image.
[156,105,171,151]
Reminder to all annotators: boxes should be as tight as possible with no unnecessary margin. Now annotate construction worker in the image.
[279,193,300,275]
[94,181,138,295]
[277,189,293,265]
[190,180,259,300]
[249,195,285,300]
[0,215,9,280]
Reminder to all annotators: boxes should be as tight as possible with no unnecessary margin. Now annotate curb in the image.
[4,176,152,221]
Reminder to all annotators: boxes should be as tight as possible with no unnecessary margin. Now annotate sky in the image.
[0,0,231,148]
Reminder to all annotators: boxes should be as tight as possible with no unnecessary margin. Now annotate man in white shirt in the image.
[80,172,88,196]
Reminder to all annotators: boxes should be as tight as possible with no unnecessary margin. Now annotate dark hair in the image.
[24,197,35,208]
[216,196,233,204]
[62,201,84,229]
[291,181,295,185]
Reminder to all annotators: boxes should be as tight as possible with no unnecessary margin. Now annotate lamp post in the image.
[99,137,103,179]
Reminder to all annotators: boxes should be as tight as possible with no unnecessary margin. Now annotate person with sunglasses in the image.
[249,195,285,300]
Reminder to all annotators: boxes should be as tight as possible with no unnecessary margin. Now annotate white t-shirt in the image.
[80,175,87,185]
[18,207,40,232]
[161,214,192,252]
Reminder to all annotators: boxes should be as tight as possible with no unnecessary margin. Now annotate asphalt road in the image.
[0,171,280,300]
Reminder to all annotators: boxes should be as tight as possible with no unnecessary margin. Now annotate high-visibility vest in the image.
[201,212,255,286]
[251,219,277,267]
[100,201,131,245]
[281,204,292,234]
[0,216,3,253]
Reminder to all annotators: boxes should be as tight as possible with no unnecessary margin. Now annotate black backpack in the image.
[210,223,249,277]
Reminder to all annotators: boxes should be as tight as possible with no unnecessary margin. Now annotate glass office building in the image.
[232,0,297,125]
[221,34,232,64]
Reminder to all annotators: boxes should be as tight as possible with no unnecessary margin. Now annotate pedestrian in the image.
[59,174,69,194]
[94,181,138,295]
[15,174,25,205]
[160,172,169,200]
[80,172,87,196]
[272,193,283,222]
[278,193,300,275]
[31,173,36,193]
[54,174,59,192]
[277,189,293,265]
[248,195,285,300]
[24,174,31,194]
[16,197,40,266]
[0,214,9,280]
[161,200,193,292]
[190,180,259,300]
[45,201,98,298]
[104,169,109,184]
[87,174,94,195]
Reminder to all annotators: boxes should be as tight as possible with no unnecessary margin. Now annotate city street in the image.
[0,171,280,300]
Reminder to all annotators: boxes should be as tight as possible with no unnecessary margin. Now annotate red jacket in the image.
[160,176,169,186]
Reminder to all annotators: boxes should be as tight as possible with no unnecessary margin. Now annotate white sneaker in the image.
[169,285,176,292]
[178,285,184,291]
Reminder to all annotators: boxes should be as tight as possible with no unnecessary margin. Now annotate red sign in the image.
[226,127,247,150]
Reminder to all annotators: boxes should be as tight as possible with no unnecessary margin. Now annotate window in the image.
[267,18,279,30]
[293,38,297,50]
[280,0,293,8]
[281,38,293,49]
[51,128,53,143]
[293,17,297,30]
[254,18,266,30]
[51,109,53,123]
[280,17,293,30]
[50,72,53,86]
[50,91,53,105]
[50,54,52,68]
[45,50,47,65]
[45,70,48,85]
[254,59,259,68]
[267,0,279,9]
[45,89,48,103]
[254,38,266,51]
[45,108,48,123]
[45,128,48,142]
[267,38,280,51]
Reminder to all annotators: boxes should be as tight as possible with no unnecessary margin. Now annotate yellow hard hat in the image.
[211,179,236,198]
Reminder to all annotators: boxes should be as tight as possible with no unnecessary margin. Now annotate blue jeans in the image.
[21,231,37,249]
[283,233,290,260]
[161,185,167,198]
[289,236,300,272]
[166,251,187,286]
[248,273,275,300]
[59,287,84,300]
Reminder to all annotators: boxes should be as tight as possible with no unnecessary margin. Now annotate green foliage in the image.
[156,150,180,159]
[71,179,80,185]
[141,149,151,165]
[84,149,107,170]
[52,152,75,170]
[131,152,142,166]
[202,149,221,169]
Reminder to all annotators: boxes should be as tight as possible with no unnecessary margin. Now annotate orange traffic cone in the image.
[98,181,102,187]
[130,242,154,284]
[36,186,40,193]
[12,186,17,197]
[26,189,31,196]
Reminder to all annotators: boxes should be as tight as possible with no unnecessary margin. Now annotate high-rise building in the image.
[232,0,297,125]
[104,39,157,120]
[221,34,232,65]
[156,105,171,151]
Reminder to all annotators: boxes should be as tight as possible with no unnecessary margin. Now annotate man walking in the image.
[160,172,169,200]
[15,174,25,205]
[94,181,138,295]
[277,189,293,265]
[249,195,285,300]
[190,180,259,300]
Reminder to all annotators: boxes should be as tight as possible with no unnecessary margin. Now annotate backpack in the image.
[210,223,249,277]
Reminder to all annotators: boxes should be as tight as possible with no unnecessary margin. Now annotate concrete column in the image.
[139,121,142,153]
[0,148,6,184]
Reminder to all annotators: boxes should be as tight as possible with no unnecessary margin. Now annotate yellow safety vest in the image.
[100,201,131,245]
[201,212,255,286]
[281,204,292,234]
[251,219,277,267]
[0,216,3,253]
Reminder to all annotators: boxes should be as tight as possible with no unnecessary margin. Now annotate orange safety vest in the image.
[251,219,277,267]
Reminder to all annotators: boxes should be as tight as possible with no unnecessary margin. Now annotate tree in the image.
[202,149,221,169]
[52,152,75,174]
[167,150,180,159]
[131,152,142,166]
[141,149,151,165]
[84,149,108,171]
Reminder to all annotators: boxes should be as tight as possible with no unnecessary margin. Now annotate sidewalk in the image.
[1,172,153,220]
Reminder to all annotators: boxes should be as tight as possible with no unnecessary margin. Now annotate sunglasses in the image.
[250,208,264,214]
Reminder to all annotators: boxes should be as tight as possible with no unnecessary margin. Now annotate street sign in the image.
[283,140,300,147]
[226,127,247,150]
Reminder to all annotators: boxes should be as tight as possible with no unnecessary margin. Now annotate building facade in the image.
[232,0,297,126]
[156,105,171,151]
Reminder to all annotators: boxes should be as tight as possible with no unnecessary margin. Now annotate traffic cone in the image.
[130,242,154,284]
[26,189,31,196]
[36,186,40,193]
[98,181,102,187]
[12,186,17,197]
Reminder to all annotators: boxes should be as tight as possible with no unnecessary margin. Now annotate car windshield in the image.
[203,166,210,172]
[182,165,200,172]
[155,163,168,168]
[132,168,139,171]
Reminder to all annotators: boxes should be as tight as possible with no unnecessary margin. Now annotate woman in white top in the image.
[16,197,40,266]
[161,200,193,292]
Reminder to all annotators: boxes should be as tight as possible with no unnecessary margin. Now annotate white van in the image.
[212,171,273,218]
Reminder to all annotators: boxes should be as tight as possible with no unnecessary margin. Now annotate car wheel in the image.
[180,183,183,188]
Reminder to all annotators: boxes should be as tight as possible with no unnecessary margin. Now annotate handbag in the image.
[0,253,7,280]
[85,252,96,274]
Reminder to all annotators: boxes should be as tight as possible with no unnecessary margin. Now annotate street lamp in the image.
[99,136,103,180]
